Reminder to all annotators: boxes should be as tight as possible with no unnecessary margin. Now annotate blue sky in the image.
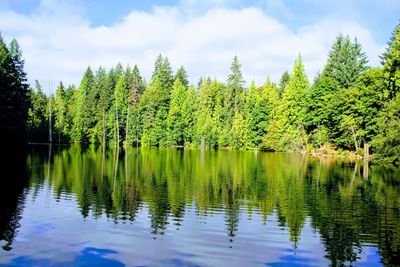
[0,0,399,90]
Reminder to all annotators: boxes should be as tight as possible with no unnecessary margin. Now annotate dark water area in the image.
[0,144,399,266]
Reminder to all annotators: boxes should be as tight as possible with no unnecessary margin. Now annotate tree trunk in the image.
[115,103,120,147]
[351,125,358,151]
[126,105,130,145]
[102,108,106,145]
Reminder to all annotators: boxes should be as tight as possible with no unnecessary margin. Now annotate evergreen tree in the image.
[152,54,174,94]
[113,75,128,145]
[196,78,223,149]
[246,79,279,147]
[126,75,141,146]
[181,84,198,146]
[373,93,400,164]
[140,77,169,146]
[175,66,189,89]
[231,111,252,150]
[166,77,187,146]
[71,67,95,142]
[92,67,109,144]
[54,82,67,143]
[0,35,30,144]
[381,21,400,99]
[226,56,245,115]
[132,64,146,95]
[278,70,290,95]
[27,81,48,142]
[263,55,309,151]
[323,34,368,89]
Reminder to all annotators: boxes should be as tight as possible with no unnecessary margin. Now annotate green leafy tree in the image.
[335,68,386,149]
[263,55,309,151]
[373,94,400,164]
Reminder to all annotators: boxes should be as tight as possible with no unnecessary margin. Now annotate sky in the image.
[0,0,399,92]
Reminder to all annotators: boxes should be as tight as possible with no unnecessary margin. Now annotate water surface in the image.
[0,145,399,266]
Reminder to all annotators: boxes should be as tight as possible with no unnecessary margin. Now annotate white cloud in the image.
[0,1,385,92]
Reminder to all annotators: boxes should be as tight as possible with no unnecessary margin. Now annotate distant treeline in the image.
[1,21,400,163]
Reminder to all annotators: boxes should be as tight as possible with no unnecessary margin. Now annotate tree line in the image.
[1,21,400,163]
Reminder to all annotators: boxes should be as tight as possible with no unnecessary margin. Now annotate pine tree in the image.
[92,67,109,144]
[246,79,279,147]
[166,77,187,146]
[0,35,30,144]
[278,70,290,95]
[140,77,168,146]
[373,93,400,164]
[71,66,95,142]
[226,56,245,116]
[126,76,141,146]
[381,21,400,99]
[263,55,309,151]
[181,84,198,146]
[196,78,217,149]
[323,34,368,89]
[27,81,48,142]
[132,64,146,95]
[152,54,174,94]
[54,82,67,143]
[175,66,189,89]
[231,111,251,150]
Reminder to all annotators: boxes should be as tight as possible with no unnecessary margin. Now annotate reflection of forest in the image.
[21,145,400,265]
[0,146,28,251]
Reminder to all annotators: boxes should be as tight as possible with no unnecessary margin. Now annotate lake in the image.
[0,145,399,266]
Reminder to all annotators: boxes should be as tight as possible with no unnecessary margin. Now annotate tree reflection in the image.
[24,145,400,265]
[0,145,28,251]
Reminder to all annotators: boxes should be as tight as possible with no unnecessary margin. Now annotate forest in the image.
[1,21,400,164]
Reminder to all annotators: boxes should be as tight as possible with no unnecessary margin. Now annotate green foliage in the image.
[175,66,189,89]
[71,67,95,143]
[54,82,68,143]
[263,55,309,151]
[373,94,400,164]
[0,35,30,144]
[278,70,290,95]
[381,22,400,99]
[181,85,198,146]
[140,77,169,146]
[226,56,245,117]
[9,20,400,161]
[246,79,279,147]
[323,34,369,89]
[27,81,48,142]
[231,111,252,150]
[166,78,187,146]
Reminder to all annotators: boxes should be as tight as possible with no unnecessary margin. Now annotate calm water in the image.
[0,145,400,266]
